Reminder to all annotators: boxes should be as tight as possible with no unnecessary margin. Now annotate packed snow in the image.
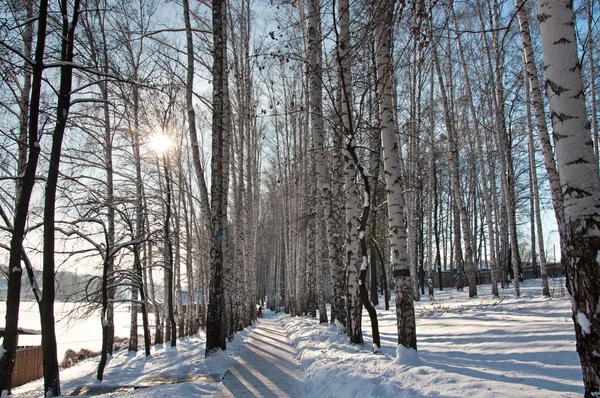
[8,278,583,397]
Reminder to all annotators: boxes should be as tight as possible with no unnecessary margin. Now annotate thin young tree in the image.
[523,68,550,297]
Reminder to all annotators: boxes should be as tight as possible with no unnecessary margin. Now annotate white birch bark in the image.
[524,70,550,297]
[308,0,339,328]
[490,0,520,296]
[374,0,416,349]
[586,0,598,167]
[538,0,600,392]
[337,0,362,343]
[514,0,566,245]
[331,95,347,331]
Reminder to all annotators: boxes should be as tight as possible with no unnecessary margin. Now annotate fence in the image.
[427,262,565,290]
[13,345,43,388]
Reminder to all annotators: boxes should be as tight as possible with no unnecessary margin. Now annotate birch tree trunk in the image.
[308,0,334,326]
[315,200,329,324]
[374,0,416,350]
[430,19,477,297]
[538,0,600,393]
[331,99,347,331]
[586,0,598,167]
[337,0,362,343]
[206,0,229,356]
[489,0,520,296]
[451,1,499,296]
[514,0,566,253]
[183,0,211,221]
[524,70,550,297]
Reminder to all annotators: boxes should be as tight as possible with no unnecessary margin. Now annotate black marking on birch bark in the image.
[546,79,568,95]
[574,89,585,99]
[537,13,550,23]
[586,139,594,147]
[553,37,572,45]
[551,111,575,123]
[566,157,590,166]
[566,21,574,27]
[553,132,568,141]
[569,62,582,73]
[393,269,411,277]
[566,1,572,9]
[563,186,592,198]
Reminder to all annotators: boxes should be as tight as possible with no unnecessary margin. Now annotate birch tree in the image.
[451,0,499,296]
[308,0,336,327]
[373,0,416,350]
[430,14,477,298]
[514,0,566,259]
[524,69,550,297]
[205,0,230,355]
[538,0,600,393]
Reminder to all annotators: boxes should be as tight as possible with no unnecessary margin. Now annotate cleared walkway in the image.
[213,317,306,397]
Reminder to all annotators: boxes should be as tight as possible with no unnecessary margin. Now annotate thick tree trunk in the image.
[41,2,80,393]
[337,0,362,344]
[586,0,598,168]
[206,0,229,355]
[538,1,600,394]
[308,0,333,326]
[374,0,416,350]
[0,0,48,393]
[514,0,566,254]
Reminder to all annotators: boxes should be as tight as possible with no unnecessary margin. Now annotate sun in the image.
[149,134,172,153]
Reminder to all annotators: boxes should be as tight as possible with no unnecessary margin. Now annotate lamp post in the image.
[150,134,177,347]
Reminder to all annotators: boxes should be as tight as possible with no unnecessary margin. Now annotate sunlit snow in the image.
[7,278,583,397]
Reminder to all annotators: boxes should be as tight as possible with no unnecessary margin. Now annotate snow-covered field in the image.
[0,301,141,362]
[9,278,583,397]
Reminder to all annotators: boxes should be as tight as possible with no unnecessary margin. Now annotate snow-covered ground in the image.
[8,278,583,397]
[11,326,250,397]
[0,301,143,362]
[282,278,583,397]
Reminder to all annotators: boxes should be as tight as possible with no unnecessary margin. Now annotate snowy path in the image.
[213,317,306,398]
